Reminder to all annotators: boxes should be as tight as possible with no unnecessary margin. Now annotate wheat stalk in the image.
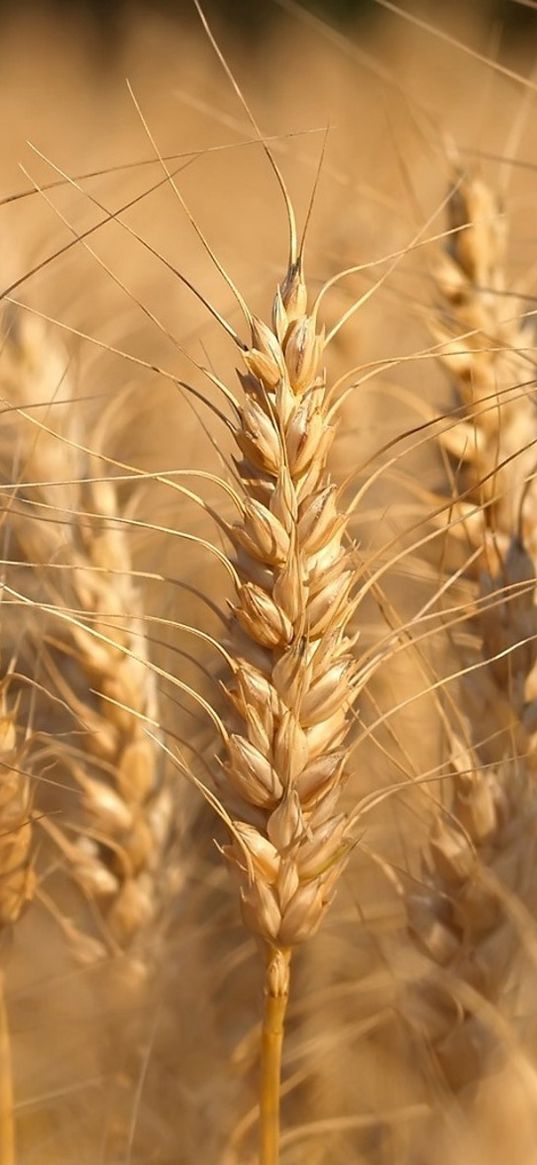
[0,317,42,1162]
[0,562,37,1165]
[0,669,36,1165]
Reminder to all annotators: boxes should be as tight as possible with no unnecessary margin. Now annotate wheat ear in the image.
[434,173,537,567]
[0,310,173,963]
[406,173,537,1090]
[434,171,537,739]
[62,446,176,956]
[213,255,362,1162]
[433,171,537,753]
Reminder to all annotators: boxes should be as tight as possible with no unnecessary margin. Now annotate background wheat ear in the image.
[0,303,188,1159]
[0,309,51,1165]
[402,170,537,1115]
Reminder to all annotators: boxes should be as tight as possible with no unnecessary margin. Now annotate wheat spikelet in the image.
[0,309,174,961]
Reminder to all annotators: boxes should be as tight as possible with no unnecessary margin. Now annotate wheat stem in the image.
[0,975,14,1165]
[260,946,291,1165]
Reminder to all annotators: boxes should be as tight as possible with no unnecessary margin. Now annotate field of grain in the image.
[1,2,537,1162]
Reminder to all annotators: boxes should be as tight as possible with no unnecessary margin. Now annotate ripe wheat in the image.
[406,173,537,1094]
[0,310,174,963]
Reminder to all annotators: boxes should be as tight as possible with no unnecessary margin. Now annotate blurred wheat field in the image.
[1,2,537,1163]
